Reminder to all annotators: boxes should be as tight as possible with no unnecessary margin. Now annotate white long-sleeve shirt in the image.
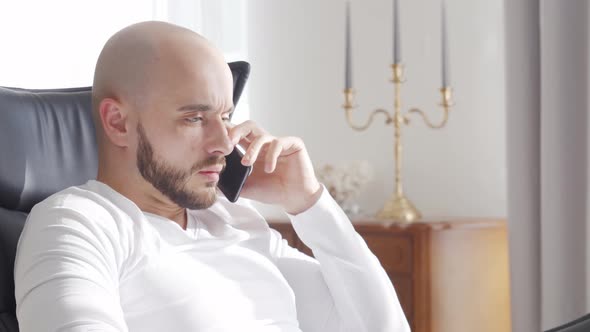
[14,180,409,332]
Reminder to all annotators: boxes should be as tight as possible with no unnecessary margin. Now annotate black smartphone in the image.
[218,61,251,202]
[218,145,253,202]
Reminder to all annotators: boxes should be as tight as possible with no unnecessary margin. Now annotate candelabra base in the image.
[376,194,421,223]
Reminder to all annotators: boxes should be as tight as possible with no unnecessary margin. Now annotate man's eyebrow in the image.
[177,104,235,114]
[177,104,211,112]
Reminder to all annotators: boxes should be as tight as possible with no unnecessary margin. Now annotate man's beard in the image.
[136,123,225,210]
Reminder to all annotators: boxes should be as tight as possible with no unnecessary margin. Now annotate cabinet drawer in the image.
[363,234,412,274]
[390,275,413,323]
[270,224,297,247]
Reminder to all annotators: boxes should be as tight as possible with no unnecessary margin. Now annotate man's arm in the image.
[270,186,410,332]
[14,202,128,332]
[226,122,408,330]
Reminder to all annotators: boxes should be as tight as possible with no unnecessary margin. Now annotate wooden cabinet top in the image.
[269,217,506,232]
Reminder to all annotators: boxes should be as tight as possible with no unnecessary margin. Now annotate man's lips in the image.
[199,166,223,173]
[197,165,224,181]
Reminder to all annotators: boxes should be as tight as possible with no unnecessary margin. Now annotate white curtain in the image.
[0,0,155,88]
[0,1,248,90]
[505,0,590,330]
[164,0,250,122]
[165,0,248,61]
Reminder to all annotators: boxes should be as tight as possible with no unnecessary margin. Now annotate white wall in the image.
[247,0,506,219]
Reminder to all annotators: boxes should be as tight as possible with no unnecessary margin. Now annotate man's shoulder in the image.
[34,183,112,215]
[27,181,136,233]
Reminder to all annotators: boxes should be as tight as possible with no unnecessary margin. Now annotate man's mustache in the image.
[189,156,226,174]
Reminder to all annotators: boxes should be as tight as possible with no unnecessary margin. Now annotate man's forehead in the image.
[177,104,234,113]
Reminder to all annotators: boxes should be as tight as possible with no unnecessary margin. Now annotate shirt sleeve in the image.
[271,186,410,332]
[14,202,129,332]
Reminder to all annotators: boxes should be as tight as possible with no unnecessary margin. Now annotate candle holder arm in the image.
[406,107,449,129]
[345,108,393,131]
[405,87,453,129]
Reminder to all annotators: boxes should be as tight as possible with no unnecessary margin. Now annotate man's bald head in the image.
[92,21,235,214]
[92,21,232,129]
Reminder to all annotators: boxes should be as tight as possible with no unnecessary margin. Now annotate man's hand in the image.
[227,121,322,215]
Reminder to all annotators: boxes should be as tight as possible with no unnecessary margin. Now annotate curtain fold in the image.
[505,1,541,331]
[505,0,590,330]
[539,1,589,328]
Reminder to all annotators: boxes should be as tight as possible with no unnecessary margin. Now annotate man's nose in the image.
[205,120,234,156]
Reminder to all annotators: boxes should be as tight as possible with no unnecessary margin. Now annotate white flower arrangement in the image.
[315,160,373,215]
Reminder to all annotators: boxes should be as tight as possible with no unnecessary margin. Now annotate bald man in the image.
[13,22,409,332]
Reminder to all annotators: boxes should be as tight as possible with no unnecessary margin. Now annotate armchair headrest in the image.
[0,61,250,212]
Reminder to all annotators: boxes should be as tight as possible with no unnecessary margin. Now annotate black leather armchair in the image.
[0,61,250,332]
[545,314,590,332]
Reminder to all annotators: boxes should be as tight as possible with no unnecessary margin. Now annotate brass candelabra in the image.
[342,63,454,223]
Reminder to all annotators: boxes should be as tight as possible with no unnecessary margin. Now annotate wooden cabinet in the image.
[270,218,511,332]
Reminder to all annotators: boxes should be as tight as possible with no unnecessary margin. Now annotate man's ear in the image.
[99,98,131,147]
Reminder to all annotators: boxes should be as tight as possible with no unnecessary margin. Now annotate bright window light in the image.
[0,0,249,121]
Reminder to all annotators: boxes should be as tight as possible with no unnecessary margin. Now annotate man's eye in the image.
[186,116,203,123]
[222,117,231,122]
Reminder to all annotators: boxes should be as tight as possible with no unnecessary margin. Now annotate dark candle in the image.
[393,0,401,63]
[345,1,352,89]
[441,0,450,87]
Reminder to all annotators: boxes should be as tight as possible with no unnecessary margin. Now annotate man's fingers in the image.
[277,136,304,156]
[228,120,305,171]
[264,139,283,173]
[243,135,274,166]
[264,137,305,172]
[229,120,266,145]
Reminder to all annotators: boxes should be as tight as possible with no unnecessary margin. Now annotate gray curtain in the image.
[505,0,590,331]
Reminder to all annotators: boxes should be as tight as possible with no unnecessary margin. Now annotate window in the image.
[0,0,249,121]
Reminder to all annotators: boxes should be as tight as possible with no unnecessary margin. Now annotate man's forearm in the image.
[287,187,410,332]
